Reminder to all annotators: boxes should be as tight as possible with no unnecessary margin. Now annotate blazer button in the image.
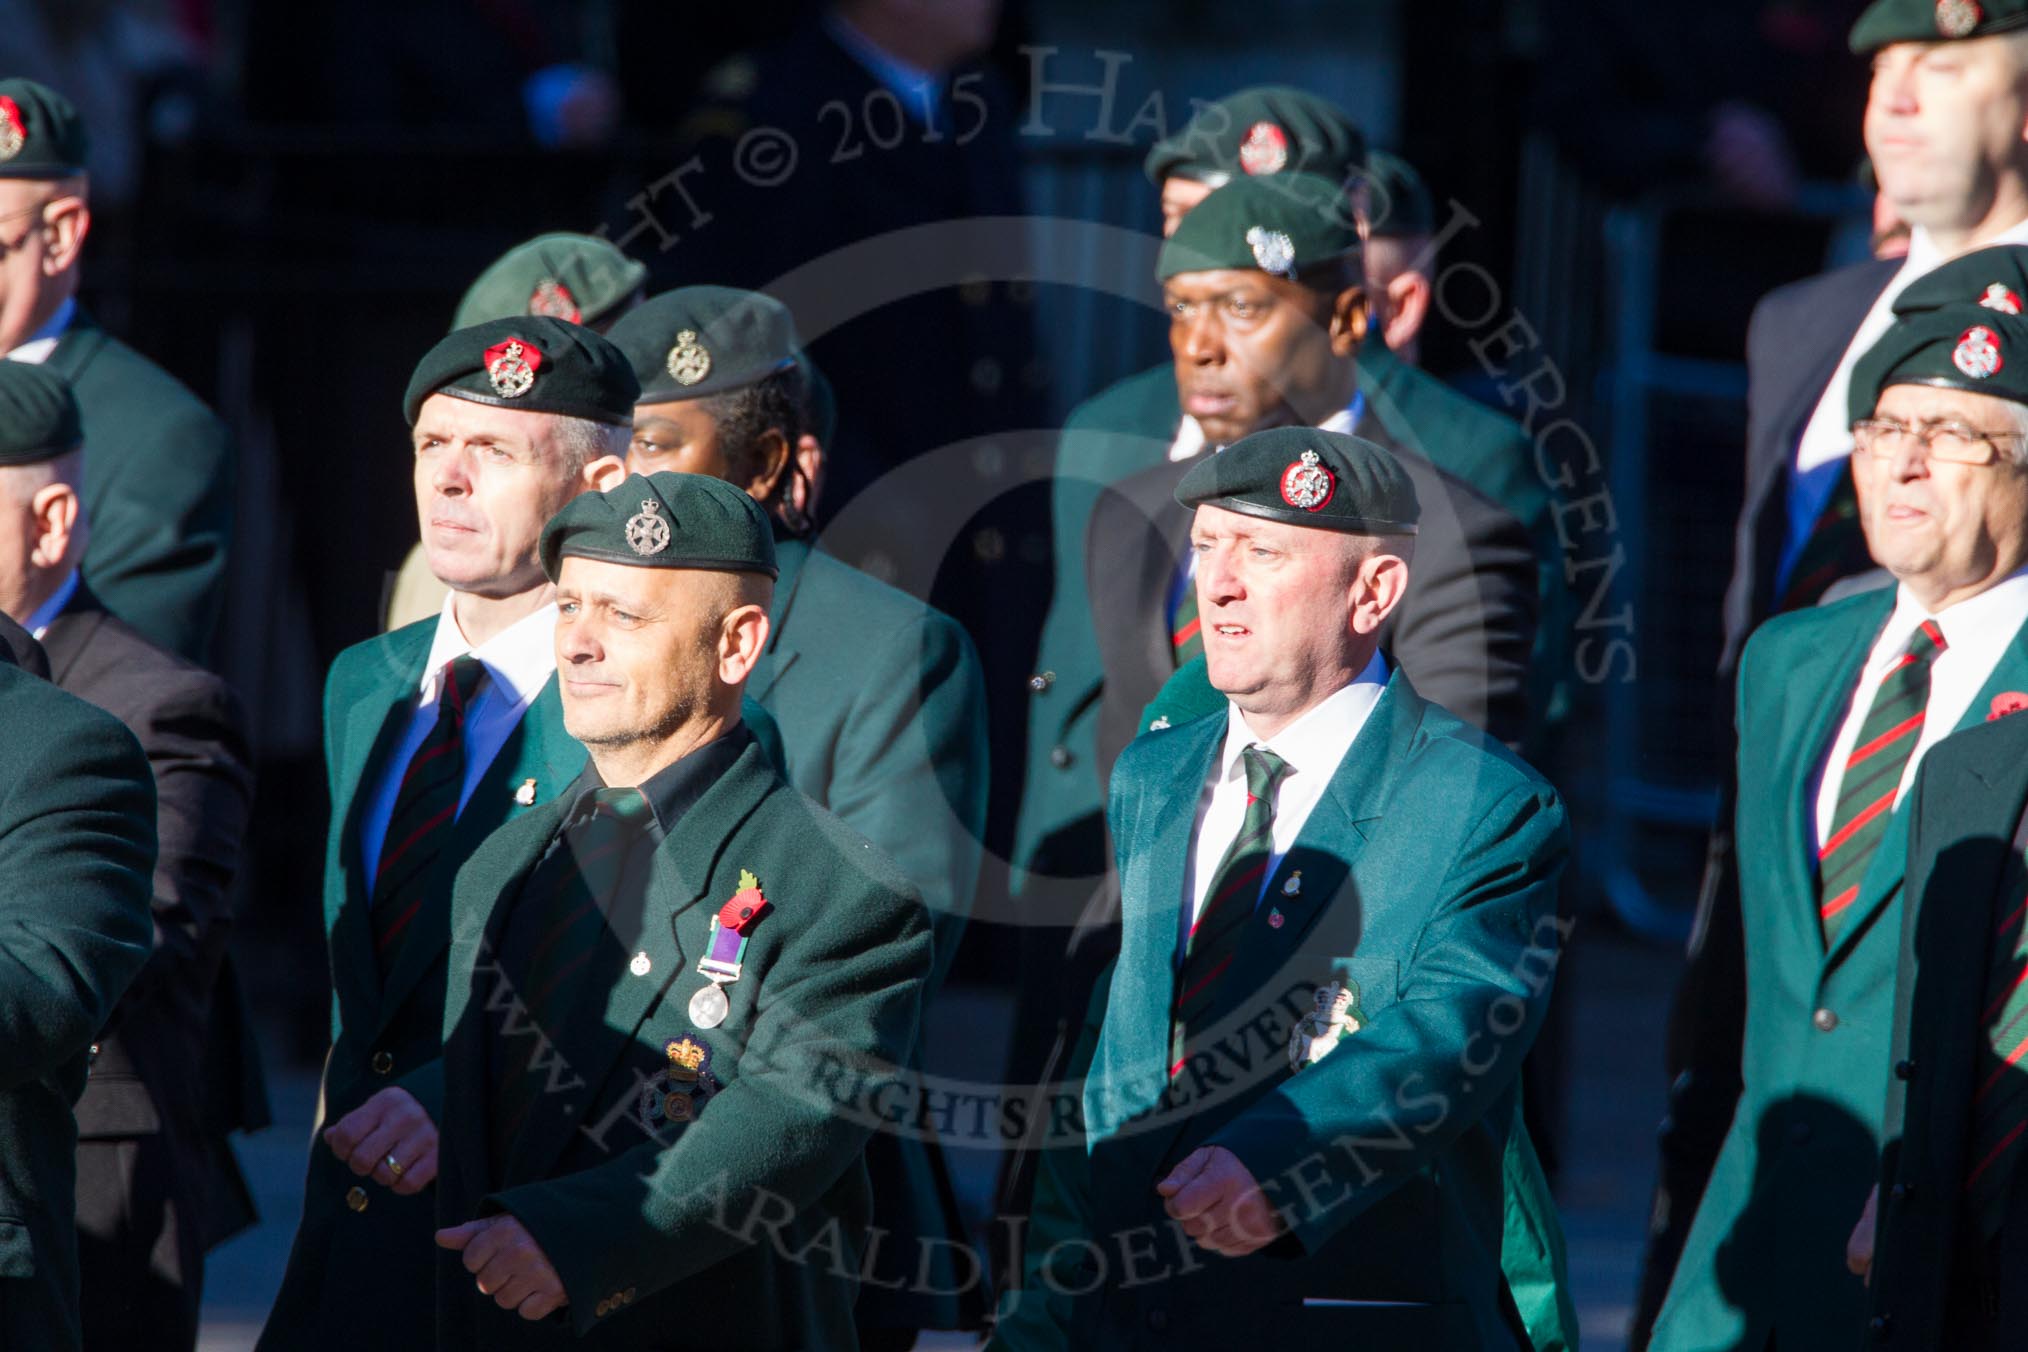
[1813,1008,1839,1032]
[1050,745,1074,769]
[594,1298,609,1317]
[1028,671,1056,692]
[1890,1182,1913,1203]
[371,1050,394,1075]
[1871,1313,1893,1339]
[345,1186,368,1213]
[1894,1058,1916,1080]
[623,1287,637,1302]
[1146,1310,1169,1332]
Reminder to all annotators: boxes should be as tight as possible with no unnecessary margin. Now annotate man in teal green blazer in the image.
[404,473,930,1347]
[258,317,645,1350]
[0,614,157,1350]
[998,429,1570,1349]
[0,79,233,662]
[1651,303,2028,1349]
[604,286,991,1334]
[1016,86,1561,910]
[1854,702,2028,1348]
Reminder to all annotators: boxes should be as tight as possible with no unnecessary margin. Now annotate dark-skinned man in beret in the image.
[397,471,933,1348]
[606,285,991,1342]
[994,427,1569,1349]
[1651,301,2028,1349]
[0,362,257,1352]
[385,231,652,632]
[0,609,156,1350]
[0,77,233,663]
[1017,85,1563,947]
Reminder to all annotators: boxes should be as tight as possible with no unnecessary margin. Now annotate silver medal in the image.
[688,982,730,1028]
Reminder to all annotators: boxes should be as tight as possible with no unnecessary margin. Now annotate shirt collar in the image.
[24,567,79,639]
[1171,394,1366,465]
[420,594,558,706]
[1899,217,2028,291]
[567,722,753,838]
[1216,649,1390,784]
[1876,566,2028,666]
[821,10,944,112]
[4,297,76,366]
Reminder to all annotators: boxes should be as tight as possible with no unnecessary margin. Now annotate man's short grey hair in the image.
[2001,397,2028,467]
[549,416,629,477]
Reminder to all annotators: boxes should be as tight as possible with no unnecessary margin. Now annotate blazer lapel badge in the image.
[1286,978,1367,1072]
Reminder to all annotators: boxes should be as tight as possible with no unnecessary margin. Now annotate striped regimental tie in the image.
[1967,836,2028,1234]
[488,786,654,1165]
[370,655,487,982]
[1170,745,1292,1076]
[1817,620,1946,947]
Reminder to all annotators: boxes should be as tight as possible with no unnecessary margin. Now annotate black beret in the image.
[452,232,649,332]
[1849,303,2028,422]
[1851,0,2028,51]
[1144,86,1366,191]
[0,79,87,180]
[1176,426,1420,535]
[604,286,801,405]
[1365,148,1434,238]
[0,361,81,464]
[404,316,639,427]
[1157,172,1361,282]
[541,471,778,580]
[1892,245,2028,320]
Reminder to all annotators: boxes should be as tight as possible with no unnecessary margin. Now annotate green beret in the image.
[451,232,648,332]
[1365,148,1434,238]
[1849,303,2028,422]
[1851,0,2028,50]
[541,471,778,580]
[403,316,639,427]
[604,286,801,405]
[0,79,86,180]
[1157,172,1361,283]
[1144,85,1366,190]
[0,362,81,465]
[1891,245,2028,319]
[1176,426,1419,535]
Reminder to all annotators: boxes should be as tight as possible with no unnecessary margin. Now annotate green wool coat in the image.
[0,657,157,1351]
[1651,589,2028,1352]
[47,310,235,663]
[999,669,1571,1349]
[1870,706,2028,1347]
[260,618,785,1352]
[432,739,933,1349]
[1015,349,1564,903]
[755,533,990,1328]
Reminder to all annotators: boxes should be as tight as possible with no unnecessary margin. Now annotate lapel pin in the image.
[1282,871,1302,897]
[1268,908,1285,929]
[629,950,652,978]
[1149,716,1171,731]
[514,778,538,806]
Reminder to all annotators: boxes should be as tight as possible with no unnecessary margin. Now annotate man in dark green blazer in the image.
[1016,85,1562,913]
[390,472,928,1347]
[0,611,158,1351]
[257,317,643,1351]
[997,428,1570,1349]
[1852,702,2028,1349]
[1651,302,2028,1349]
[0,78,233,662]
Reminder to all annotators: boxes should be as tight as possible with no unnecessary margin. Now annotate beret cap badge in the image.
[1936,0,1984,36]
[666,330,712,386]
[528,279,580,323]
[1279,448,1337,512]
[1246,225,1297,278]
[1955,324,2004,379]
[625,499,672,557]
[1238,120,1290,176]
[0,98,23,163]
[484,337,541,398]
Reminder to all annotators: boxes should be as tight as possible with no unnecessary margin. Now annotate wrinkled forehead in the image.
[413,391,557,448]
[1873,380,2028,425]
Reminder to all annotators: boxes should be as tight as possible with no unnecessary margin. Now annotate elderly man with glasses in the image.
[1650,299,2028,1350]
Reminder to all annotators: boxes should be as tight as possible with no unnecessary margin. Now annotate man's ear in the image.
[718,602,771,684]
[743,429,794,504]
[29,481,78,568]
[1382,270,1432,354]
[582,454,628,492]
[1348,549,1410,636]
[39,196,88,276]
[1328,283,1370,358]
[788,433,825,522]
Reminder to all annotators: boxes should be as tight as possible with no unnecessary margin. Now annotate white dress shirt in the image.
[358,596,558,889]
[1182,652,1390,941]
[3,296,75,365]
[1783,217,2028,587]
[1812,571,2028,847]
[24,567,79,638]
